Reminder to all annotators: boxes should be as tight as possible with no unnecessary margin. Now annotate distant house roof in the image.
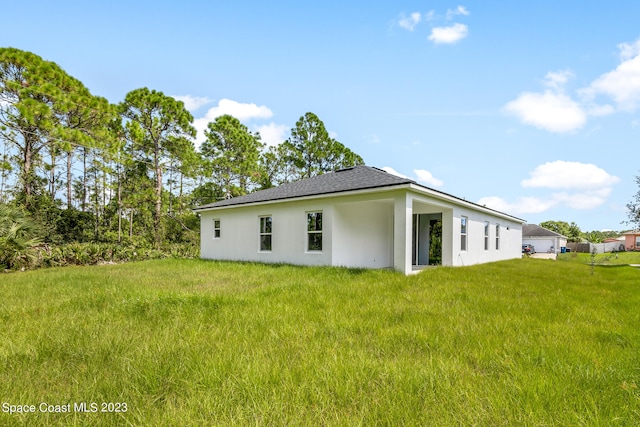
[603,237,623,242]
[193,165,525,222]
[523,224,567,238]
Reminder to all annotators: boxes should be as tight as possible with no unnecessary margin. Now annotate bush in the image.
[4,242,199,272]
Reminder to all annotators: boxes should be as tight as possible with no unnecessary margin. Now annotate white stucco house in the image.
[194,166,525,274]
[522,224,568,254]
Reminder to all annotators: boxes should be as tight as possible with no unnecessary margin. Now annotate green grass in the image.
[1,258,639,426]
[557,250,640,266]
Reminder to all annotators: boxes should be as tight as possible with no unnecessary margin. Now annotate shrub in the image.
[0,204,42,270]
[3,241,199,272]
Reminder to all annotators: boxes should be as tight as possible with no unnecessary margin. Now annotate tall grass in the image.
[0,258,638,425]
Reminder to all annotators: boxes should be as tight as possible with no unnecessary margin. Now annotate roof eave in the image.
[407,183,526,223]
[194,182,525,223]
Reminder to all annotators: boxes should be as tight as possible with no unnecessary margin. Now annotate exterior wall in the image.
[394,192,412,274]
[199,187,524,274]
[200,198,333,267]
[625,234,640,250]
[333,199,394,269]
[452,206,523,267]
[522,237,568,253]
[200,191,400,270]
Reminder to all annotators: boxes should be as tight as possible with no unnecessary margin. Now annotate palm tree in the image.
[0,204,41,269]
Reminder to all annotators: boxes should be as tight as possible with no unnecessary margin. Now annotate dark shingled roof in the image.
[194,165,526,223]
[523,224,567,238]
[194,166,413,209]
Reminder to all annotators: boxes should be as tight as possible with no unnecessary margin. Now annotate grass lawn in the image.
[0,258,639,426]
[557,250,640,266]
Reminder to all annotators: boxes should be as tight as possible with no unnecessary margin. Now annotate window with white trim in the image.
[259,216,272,251]
[461,216,468,251]
[307,212,323,251]
[484,221,490,251]
[495,224,500,250]
[213,219,221,239]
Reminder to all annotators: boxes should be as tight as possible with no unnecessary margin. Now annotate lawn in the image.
[0,258,639,426]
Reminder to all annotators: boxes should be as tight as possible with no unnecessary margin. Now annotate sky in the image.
[3,1,640,231]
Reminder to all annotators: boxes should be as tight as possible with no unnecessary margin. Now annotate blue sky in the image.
[4,1,640,231]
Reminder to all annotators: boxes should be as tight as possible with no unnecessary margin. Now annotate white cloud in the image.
[446,5,469,19]
[414,169,443,187]
[477,196,557,215]
[580,54,640,111]
[543,70,573,91]
[618,38,640,61]
[381,166,443,187]
[204,98,273,121]
[428,23,468,44]
[509,39,640,132]
[552,189,613,210]
[504,90,586,133]
[172,95,213,111]
[521,160,619,190]
[479,161,619,215]
[398,12,421,31]
[382,166,410,179]
[192,98,275,145]
[255,122,289,147]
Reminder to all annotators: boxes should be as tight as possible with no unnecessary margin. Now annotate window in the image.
[213,219,221,239]
[495,224,500,250]
[484,221,490,251]
[259,216,272,251]
[307,212,323,251]
[460,216,467,251]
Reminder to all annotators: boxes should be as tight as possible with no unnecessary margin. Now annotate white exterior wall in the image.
[333,199,394,269]
[200,199,333,267]
[198,187,524,274]
[523,237,568,253]
[200,191,400,270]
[452,207,523,267]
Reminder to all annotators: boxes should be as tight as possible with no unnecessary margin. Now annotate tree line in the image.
[0,48,363,260]
[538,220,621,243]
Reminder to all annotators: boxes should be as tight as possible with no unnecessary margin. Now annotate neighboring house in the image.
[522,224,568,254]
[623,230,640,251]
[194,166,525,274]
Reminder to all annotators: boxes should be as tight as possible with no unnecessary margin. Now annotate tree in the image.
[0,48,110,211]
[626,174,640,230]
[119,88,196,247]
[258,143,299,188]
[287,112,364,180]
[540,220,582,242]
[201,114,263,198]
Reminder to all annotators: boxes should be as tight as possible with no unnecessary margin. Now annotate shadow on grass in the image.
[212,259,376,276]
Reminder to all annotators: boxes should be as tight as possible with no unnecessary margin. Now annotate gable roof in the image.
[523,224,567,238]
[193,165,525,222]
[195,166,412,210]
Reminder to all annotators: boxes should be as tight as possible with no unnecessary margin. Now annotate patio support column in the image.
[393,192,413,274]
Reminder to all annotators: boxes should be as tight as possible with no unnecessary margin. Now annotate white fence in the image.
[567,241,626,253]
